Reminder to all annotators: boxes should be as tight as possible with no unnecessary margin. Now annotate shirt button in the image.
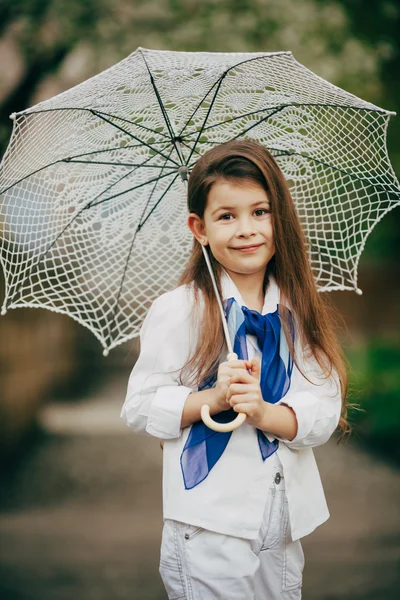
[184,533,190,540]
[274,472,281,485]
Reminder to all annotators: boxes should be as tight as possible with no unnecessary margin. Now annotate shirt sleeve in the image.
[120,288,197,440]
[273,345,342,450]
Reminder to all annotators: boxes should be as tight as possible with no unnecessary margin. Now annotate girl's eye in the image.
[218,208,271,220]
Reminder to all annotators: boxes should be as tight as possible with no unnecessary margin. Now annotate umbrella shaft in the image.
[200,244,234,355]
[181,179,234,356]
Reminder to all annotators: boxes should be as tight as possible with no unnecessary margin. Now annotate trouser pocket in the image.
[282,500,304,594]
[159,520,186,600]
[255,494,304,599]
[260,488,285,551]
[182,523,205,542]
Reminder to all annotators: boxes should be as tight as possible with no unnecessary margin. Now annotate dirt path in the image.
[0,376,399,600]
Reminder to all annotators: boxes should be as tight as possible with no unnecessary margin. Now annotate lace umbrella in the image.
[1,48,399,359]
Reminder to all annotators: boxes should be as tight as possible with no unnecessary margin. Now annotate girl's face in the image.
[190,178,275,280]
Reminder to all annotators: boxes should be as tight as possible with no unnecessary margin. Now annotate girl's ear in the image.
[187,213,208,245]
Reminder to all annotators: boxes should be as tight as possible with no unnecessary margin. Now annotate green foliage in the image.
[347,339,400,464]
[0,1,384,134]
[0,0,112,148]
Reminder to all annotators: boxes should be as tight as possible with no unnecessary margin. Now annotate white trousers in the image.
[159,465,304,600]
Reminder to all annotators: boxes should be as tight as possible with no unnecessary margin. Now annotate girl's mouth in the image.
[231,244,263,253]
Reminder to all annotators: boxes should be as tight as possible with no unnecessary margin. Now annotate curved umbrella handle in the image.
[200,352,247,432]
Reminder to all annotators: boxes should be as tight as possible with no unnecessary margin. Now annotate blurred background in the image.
[0,1,399,599]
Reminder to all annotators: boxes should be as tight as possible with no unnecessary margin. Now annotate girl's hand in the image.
[214,359,250,412]
[226,357,269,428]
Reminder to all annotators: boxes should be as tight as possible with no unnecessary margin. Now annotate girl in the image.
[120,139,349,600]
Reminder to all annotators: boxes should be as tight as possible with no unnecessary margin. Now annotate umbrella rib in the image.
[138,173,180,231]
[0,148,172,197]
[93,109,170,138]
[273,150,398,190]
[61,140,171,161]
[185,72,229,166]
[84,170,176,209]
[179,138,203,159]
[184,106,285,169]
[66,140,202,168]
[180,106,277,138]
[139,49,184,164]
[177,52,291,139]
[226,106,286,141]
[0,160,65,195]
[186,123,397,192]
[178,78,224,139]
[179,103,391,138]
[187,146,397,192]
[4,161,176,310]
[108,171,178,341]
[221,52,291,75]
[183,55,308,163]
[66,159,177,169]
[187,142,294,154]
[136,145,176,225]
[22,107,169,138]
[92,110,179,166]
[310,242,354,282]
[84,151,167,209]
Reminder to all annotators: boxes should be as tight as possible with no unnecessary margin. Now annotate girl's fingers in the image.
[228,383,254,395]
[228,369,255,384]
[228,392,259,406]
[221,359,248,370]
[250,357,261,381]
[229,395,246,407]
[232,403,251,414]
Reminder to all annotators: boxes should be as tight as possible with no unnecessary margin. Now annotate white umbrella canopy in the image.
[0,47,399,357]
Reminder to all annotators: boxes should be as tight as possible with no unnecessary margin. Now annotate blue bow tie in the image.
[180,298,294,490]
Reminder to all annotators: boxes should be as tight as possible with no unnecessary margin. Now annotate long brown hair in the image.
[179,139,350,437]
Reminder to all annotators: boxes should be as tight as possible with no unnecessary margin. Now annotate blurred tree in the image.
[0,0,385,151]
[0,0,111,147]
[323,1,399,163]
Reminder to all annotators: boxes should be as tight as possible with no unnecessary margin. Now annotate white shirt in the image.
[120,271,342,541]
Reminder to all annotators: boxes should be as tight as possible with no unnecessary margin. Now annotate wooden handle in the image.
[200,352,247,432]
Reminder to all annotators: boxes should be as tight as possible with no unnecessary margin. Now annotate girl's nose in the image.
[237,216,256,237]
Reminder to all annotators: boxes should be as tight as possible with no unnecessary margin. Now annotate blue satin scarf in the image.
[180,297,294,490]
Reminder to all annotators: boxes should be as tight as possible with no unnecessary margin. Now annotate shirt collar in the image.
[220,268,280,315]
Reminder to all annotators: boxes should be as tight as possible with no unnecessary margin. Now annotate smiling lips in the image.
[231,243,264,252]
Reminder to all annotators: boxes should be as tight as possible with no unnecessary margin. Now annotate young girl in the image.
[120,139,349,600]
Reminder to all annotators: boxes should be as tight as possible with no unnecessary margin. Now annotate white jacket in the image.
[120,270,342,541]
